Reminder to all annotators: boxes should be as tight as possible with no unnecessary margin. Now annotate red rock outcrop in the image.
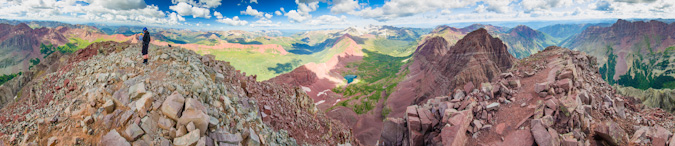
[379,46,675,146]
[386,28,516,119]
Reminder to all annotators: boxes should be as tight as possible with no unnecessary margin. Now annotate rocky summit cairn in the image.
[0,41,354,145]
[380,46,675,146]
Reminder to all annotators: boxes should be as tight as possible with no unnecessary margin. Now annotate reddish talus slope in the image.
[0,41,354,145]
[380,46,675,146]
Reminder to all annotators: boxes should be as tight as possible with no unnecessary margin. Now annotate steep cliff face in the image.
[386,28,516,118]
[0,23,74,75]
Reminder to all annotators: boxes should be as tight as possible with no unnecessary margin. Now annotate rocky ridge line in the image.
[0,41,354,145]
[380,46,675,146]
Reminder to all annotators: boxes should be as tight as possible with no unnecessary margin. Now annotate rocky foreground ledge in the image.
[0,41,354,145]
[381,46,675,146]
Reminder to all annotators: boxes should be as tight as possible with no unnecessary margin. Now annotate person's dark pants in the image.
[142,44,149,63]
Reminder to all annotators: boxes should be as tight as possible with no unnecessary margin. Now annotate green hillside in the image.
[330,49,411,115]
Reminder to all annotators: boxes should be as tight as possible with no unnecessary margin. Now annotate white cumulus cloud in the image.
[214,11,223,19]
[614,0,657,3]
[250,19,281,27]
[284,0,319,22]
[306,15,347,25]
[169,2,211,18]
[216,16,248,26]
[171,0,222,8]
[483,0,512,13]
[0,0,186,26]
[348,0,481,21]
[241,5,268,18]
[520,0,574,12]
[331,0,359,13]
[93,0,148,10]
[168,12,186,22]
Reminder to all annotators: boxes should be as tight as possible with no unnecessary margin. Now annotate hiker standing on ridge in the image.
[142,27,151,64]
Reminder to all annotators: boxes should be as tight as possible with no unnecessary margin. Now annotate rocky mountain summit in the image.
[0,41,354,145]
[386,28,516,119]
[380,46,675,145]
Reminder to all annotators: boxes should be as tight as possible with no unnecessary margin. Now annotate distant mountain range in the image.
[562,19,675,90]
[537,23,611,40]
[423,24,559,59]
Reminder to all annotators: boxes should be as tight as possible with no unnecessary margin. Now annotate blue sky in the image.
[0,0,673,31]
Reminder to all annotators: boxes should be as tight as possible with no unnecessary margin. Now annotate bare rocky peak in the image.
[386,28,516,120]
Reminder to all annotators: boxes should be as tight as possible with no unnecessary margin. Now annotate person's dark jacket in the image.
[142,31,151,45]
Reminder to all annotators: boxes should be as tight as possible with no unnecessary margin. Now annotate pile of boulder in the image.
[380,72,521,145]
[0,42,353,145]
[379,46,675,146]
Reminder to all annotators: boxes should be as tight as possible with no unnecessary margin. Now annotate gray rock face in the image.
[593,121,626,146]
[486,102,500,111]
[158,116,176,130]
[47,137,58,146]
[129,83,147,101]
[531,119,554,146]
[247,128,261,146]
[140,116,159,136]
[135,92,154,114]
[100,130,131,146]
[216,73,224,81]
[174,129,200,146]
[178,108,209,136]
[210,128,243,145]
[453,89,465,100]
[379,118,407,146]
[161,92,186,120]
[123,123,145,141]
[103,99,115,113]
[535,82,549,93]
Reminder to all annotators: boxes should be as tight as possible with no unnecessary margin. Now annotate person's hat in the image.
[143,27,147,31]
